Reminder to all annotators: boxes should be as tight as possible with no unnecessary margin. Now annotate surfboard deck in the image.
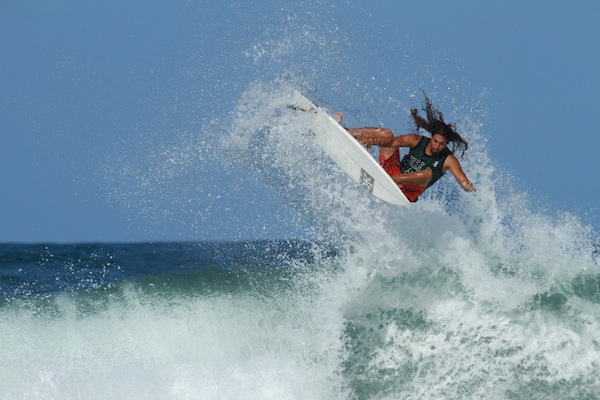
[289,91,410,206]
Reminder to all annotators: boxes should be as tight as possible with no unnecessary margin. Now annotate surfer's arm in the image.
[444,155,476,192]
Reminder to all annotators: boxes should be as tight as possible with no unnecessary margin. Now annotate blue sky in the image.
[1,0,599,243]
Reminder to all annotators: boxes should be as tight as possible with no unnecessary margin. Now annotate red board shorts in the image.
[380,149,426,202]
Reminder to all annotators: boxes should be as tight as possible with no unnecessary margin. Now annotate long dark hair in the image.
[410,92,468,157]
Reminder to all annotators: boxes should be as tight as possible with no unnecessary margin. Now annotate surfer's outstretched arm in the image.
[443,155,476,192]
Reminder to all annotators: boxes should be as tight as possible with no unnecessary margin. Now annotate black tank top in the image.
[400,137,451,188]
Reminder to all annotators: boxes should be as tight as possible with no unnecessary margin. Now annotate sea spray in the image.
[0,241,350,400]
[2,77,598,400]
[222,81,600,399]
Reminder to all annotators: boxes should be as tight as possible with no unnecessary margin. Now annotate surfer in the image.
[335,93,476,202]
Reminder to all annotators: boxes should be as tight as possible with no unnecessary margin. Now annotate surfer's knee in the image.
[379,128,393,138]
[419,169,433,186]
[424,168,433,180]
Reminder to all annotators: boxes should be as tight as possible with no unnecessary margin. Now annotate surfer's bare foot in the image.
[333,112,343,124]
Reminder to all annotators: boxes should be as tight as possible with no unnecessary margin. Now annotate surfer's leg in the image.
[395,170,432,186]
[380,148,401,175]
[347,127,396,158]
[379,145,397,159]
[347,127,393,144]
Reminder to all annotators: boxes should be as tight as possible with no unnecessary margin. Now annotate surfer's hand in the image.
[462,181,476,192]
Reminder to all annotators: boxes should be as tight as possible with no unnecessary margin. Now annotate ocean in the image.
[2,83,600,400]
[1,235,599,400]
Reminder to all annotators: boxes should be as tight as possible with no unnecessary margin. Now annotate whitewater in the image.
[220,82,600,399]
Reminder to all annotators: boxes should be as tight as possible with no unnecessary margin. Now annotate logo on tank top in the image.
[407,155,426,172]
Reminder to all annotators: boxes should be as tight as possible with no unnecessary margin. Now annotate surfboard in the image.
[289,91,410,206]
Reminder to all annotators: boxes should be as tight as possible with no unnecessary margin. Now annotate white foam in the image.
[221,80,600,398]
[0,280,350,399]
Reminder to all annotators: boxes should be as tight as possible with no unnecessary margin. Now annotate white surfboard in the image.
[289,91,410,206]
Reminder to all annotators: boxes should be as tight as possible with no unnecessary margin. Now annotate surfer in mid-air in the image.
[335,93,476,202]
